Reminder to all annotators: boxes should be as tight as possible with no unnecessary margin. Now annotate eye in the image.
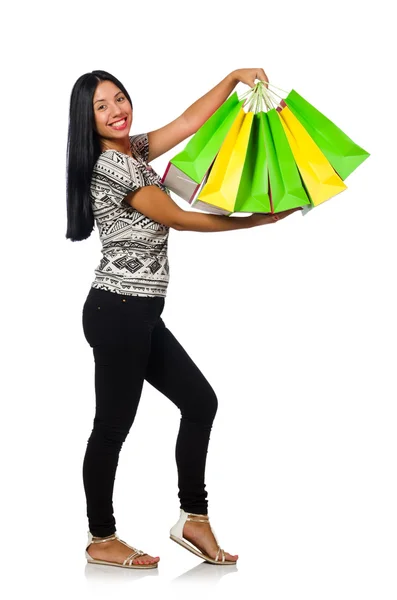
[97,96,125,110]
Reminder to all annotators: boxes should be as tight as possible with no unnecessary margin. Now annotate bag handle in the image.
[239,80,287,113]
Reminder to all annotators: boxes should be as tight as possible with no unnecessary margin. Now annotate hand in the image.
[248,207,303,227]
[231,68,269,88]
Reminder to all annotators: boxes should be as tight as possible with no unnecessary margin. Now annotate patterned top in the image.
[89,133,171,297]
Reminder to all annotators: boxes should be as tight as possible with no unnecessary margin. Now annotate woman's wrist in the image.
[228,71,239,87]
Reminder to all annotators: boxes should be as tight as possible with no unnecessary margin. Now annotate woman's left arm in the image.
[182,68,270,133]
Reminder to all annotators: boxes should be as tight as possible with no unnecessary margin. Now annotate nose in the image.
[111,107,130,119]
[111,107,124,117]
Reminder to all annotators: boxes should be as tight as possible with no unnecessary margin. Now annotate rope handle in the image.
[239,80,288,114]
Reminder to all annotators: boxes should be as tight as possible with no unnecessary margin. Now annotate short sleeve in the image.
[129,133,149,163]
[91,150,145,208]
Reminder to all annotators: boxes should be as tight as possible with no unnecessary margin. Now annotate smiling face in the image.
[92,80,132,151]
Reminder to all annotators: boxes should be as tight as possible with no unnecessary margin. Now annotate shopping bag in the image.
[161,92,245,202]
[279,106,347,206]
[266,109,311,211]
[195,108,253,211]
[233,112,271,213]
[188,162,233,215]
[280,90,370,180]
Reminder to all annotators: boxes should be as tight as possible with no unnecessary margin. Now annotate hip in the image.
[82,286,165,349]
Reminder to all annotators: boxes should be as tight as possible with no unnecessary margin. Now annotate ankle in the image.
[186,513,209,523]
[92,533,116,541]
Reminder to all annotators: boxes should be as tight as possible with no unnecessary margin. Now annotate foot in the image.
[182,514,238,562]
[87,535,160,566]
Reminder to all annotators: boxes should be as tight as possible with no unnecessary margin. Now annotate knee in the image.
[184,385,218,425]
[206,389,218,422]
[89,420,131,448]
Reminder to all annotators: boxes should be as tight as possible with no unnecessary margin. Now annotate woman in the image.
[66,68,301,570]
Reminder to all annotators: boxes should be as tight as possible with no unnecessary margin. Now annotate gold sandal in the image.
[85,530,159,569]
[170,510,237,565]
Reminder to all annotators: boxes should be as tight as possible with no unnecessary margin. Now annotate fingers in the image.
[273,207,302,221]
[255,206,302,226]
[282,207,302,215]
[258,69,269,85]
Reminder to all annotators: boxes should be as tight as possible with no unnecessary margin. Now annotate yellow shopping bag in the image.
[278,106,347,206]
[195,108,254,212]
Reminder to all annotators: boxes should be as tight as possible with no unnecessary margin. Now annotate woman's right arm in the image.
[125,185,302,232]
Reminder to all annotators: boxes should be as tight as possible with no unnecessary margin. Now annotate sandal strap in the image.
[123,549,145,565]
[91,534,118,543]
[186,513,210,524]
[186,512,209,517]
[215,547,225,562]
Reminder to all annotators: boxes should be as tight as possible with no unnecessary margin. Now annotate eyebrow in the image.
[94,91,123,105]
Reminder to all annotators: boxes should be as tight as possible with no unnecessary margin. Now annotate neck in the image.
[100,136,131,156]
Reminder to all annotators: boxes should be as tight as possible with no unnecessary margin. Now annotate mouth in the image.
[108,117,128,130]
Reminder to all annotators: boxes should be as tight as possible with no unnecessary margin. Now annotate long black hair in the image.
[65,70,133,241]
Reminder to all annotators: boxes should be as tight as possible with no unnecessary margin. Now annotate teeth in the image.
[110,118,126,127]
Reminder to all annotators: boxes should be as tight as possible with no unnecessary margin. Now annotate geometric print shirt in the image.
[89,133,171,297]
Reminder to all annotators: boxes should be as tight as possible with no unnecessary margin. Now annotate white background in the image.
[2,0,396,598]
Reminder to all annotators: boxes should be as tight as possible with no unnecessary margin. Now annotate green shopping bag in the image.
[168,91,245,182]
[265,109,311,212]
[233,112,271,213]
[283,90,370,179]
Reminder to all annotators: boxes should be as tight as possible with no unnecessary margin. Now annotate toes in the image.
[225,553,238,561]
[134,555,159,565]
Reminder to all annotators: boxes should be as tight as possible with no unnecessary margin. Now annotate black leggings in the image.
[82,287,218,537]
